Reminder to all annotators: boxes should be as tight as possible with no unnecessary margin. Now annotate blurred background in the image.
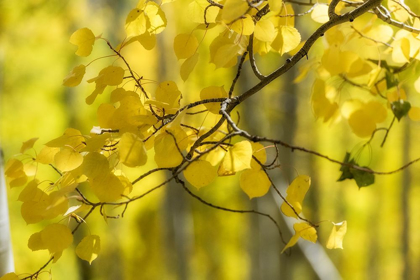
[1,0,420,279]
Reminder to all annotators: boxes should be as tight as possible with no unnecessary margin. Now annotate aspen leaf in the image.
[154,131,186,168]
[184,160,217,189]
[63,64,86,87]
[5,158,25,178]
[230,14,254,35]
[391,100,411,121]
[138,32,156,50]
[76,235,101,264]
[28,231,45,251]
[69,28,96,57]
[348,109,376,138]
[119,132,148,167]
[326,221,347,249]
[180,52,199,81]
[155,81,182,110]
[271,26,301,55]
[281,175,311,218]
[125,8,148,37]
[218,141,253,176]
[213,43,240,69]
[45,128,84,149]
[88,66,125,86]
[415,76,420,93]
[18,180,42,202]
[269,0,282,13]
[144,2,167,34]
[221,0,248,23]
[174,33,199,60]
[0,273,19,280]
[311,4,329,23]
[240,169,271,199]
[188,0,219,24]
[203,146,226,166]
[82,152,110,179]
[90,172,125,202]
[254,20,276,42]
[409,106,420,121]
[20,137,39,153]
[250,142,266,170]
[200,86,228,114]
[7,176,28,188]
[40,224,73,254]
[54,147,83,172]
[282,222,317,253]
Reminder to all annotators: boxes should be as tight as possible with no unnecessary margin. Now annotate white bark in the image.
[0,149,14,276]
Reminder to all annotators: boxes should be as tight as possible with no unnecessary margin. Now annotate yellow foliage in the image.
[218,141,253,176]
[69,28,96,57]
[326,221,347,249]
[76,235,101,264]
[183,160,217,189]
[282,222,317,253]
[281,175,311,218]
[240,169,271,199]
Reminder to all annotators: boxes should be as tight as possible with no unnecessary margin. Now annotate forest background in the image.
[1,0,420,279]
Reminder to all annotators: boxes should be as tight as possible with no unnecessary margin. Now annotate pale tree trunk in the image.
[0,148,15,276]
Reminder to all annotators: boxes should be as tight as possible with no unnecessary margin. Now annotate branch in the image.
[374,6,420,34]
[248,35,266,80]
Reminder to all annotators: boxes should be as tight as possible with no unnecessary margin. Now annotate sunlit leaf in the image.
[54,147,84,172]
[0,273,19,280]
[183,160,217,189]
[154,130,187,168]
[240,168,271,199]
[254,19,276,43]
[326,221,347,249]
[218,141,252,176]
[282,222,317,253]
[221,0,248,23]
[250,142,267,170]
[82,152,110,179]
[76,235,101,264]
[36,146,60,164]
[174,33,199,60]
[230,14,254,35]
[281,175,311,218]
[125,8,148,37]
[311,4,329,23]
[180,52,199,81]
[144,2,167,34]
[69,28,96,57]
[40,224,73,254]
[119,132,148,167]
[271,26,301,56]
[20,137,39,153]
[63,64,86,87]
[90,172,125,202]
[200,86,228,114]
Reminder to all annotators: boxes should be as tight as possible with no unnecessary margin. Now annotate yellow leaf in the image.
[364,101,387,123]
[63,64,86,87]
[90,172,125,202]
[282,222,317,253]
[415,76,420,93]
[69,28,96,57]
[18,180,41,202]
[269,0,282,13]
[326,221,347,249]
[45,128,84,149]
[281,175,311,218]
[88,66,125,86]
[311,4,329,23]
[20,137,39,153]
[40,224,73,254]
[82,152,110,179]
[348,109,376,138]
[138,32,156,50]
[36,146,60,164]
[188,0,219,24]
[409,106,420,121]
[174,33,199,60]
[240,169,271,199]
[155,81,182,110]
[144,2,167,34]
[0,273,19,280]
[271,26,301,55]
[250,142,267,170]
[311,79,339,123]
[76,235,101,264]
[154,130,187,168]
[54,147,84,172]
[184,160,217,189]
[222,0,248,22]
[5,158,25,178]
[231,14,254,35]
[218,141,253,176]
[119,132,148,167]
[200,86,228,114]
[213,43,240,69]
[203,146,227,166]
[125,8,148,38]
[180,53,199,81]
[321,47,358,75]
[28,231,45,251]
[254,19,276,43]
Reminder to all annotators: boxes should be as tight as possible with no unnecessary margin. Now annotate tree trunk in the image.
[0,148,15,276]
